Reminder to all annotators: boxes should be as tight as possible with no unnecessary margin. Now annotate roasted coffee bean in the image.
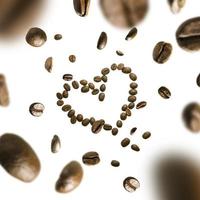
[123,177,140,192]
[92,120,104,134]
[129,73,137,81]
[128,102,135,109]
[111,63,117,70]
[55,161,83,193]
[45,57,53,73]
[62,104,71,112]
[122,67,132,74]
[101,68,110,75]
[88,82,95,89]
[81,86,89,93]
[54,34,62,40]
[196,73,200,87]
[71,116,77,124]
[136,101,147,109]
[130,127,137,135]
[80,79,88,85]
[63,74,73,81]
[122,104,128,111]
[116,50,124,56]
[99,93,105,101]
[182,102,200,132]
[128,95,136,102]
[131,144,140,151]
[126,109,132,116]
[111,160,120,167]
[89,117,95,125]
[153,42,173,64]
[29,103,45,117]
[176,17,200,51]
[94,76,102,82]
[0,74,9,107]
[112,128,119,135]
[121,138,130,147]
[97,32,107,50]
[77,114,84,122]
[168,0,186,14]
[68,110,75,118]
[62,90,69,98]
[26,27,47,47]
[101,76,108,83]
[73,0,90,17]
[57,100,64,107]
[0,133,40,182]
[82,151,100,165]
[100,84,106,92]
[117,63,124,70]
[126,27,138,41]
[103,124,112,130]
[82,118,90,126]
[72,81,79,89]
[63,83,71,91]
[130,82,138,89]
[69,55,76,63]
[142,131,151,139]
[158,86,171,99]
[116,120,123,128]
[92,89,99,95]
[56,92,63,100]
[51,135,61,153]
[100,0,149,28]
[129,89,137,95]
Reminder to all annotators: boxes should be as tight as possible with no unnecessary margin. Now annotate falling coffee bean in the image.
[55,161,83,193]
[129,89,137,95]
[69,55,76,63]
[71,116,77,124]
[29,102,45,117]
[63,74,73,81]
[128,95,136,102]
[158,86,171,99]
[136,101,147,109]
[0,74,9,107]
[94,76,102,82]
[45,57,53,73]
[89,117,95,125]
[0,133,40,182]
[57,100,64,107]
[103,124,112,131]
[68,109,75,118]
[72,81,79,89]
[56,92,63,100]
[122,67,132,74]
[121,138,130,147]
[117,63,124,70]
[99,93,105,101]
[64,83,71,91]
[130,127,137,135]
[129,73,137,81]
[77,114,84,122]
[62,90,69,98]
[80,79,88,86]
[62,104,71,112]
[101,68,110,76]
[111,160,120,167]
[73,0,90,17]
[111,63,117,70]
[101,75,108,82]
[153,41,173,64]
[196,73,200,87]
[128,102,135,109]
[51,135,61,153]
[97,32,107,50]
[82,118,90,126]
[26,27,47,47]
[116,50,124,56]
[131,144,140,152]
[123,177,140,192]
[120,112,127,120]
[92,88,99,95]
[168,0,186,14]
[125,27,138,41]
[54,34,62,40]
[82,151,100,165]
[117,120,123,128]
[112,128,119,135]
[81,86,89,93]
[92,120,104,134]
[100,84,106,92]
[130,82,138,89]
[142,131,151,139]
[88,82,95,89]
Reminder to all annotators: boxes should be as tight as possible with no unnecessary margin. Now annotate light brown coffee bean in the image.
[136,101,147,109]
[168,0,185,14]
[126,27,138,41]
[131,144,140,152]
[92,89,99,95]
[121,138,130,147]
[29,103,45,117]
[63,74,73,81]
[62,105,71,112]
[77,114,84,122]
[97,32,107,50]
[92,120,104,134]
[130,82,138,89]
[116,50,124,56]
[122,67,132,74]
[63,83,71,91]
[129,73,137,81]
[69,55,76,63]
[57,100,64,107]
[158,86,171,99]
[54,34,62,40]
[82,151,100,165]
[0,74,9,107]
[112,128,119,135]
[111,160,120,167]
[80,80,88,86]
[81,86,89,93]
[123,177,140,192]
[99,93,105,101]
[103,124,112,130]
[73,0,90,17]
[51,135,61,153]
[128,95,136,102]
[72,81,79,89]
[82,118,90,126]
[116,120,123,128]
[101,68,110,75]
[142,131,151,139]
[45,57,53,73]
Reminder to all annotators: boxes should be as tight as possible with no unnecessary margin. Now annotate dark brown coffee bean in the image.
[117,63,124,70]
[63,83,71,91]
[51,135,61,153]
[111,160,120,167]
[92,120,104,134]
[116,50,124,56]
[55,161,83,193]
[68,110,75,118]
[0,133,40,182]
[45,57,53,73]
[129,89,137,95]
[92,89,99,95]
[29,103,45,117]
[153,42,173,64]
[62,90,69,98]
[168,0,186,14]
[82,118,90,126]
[128,102,135,109]
[112,128,119,135]
[120,112,127,120]
[99,93,105,101]
[63,74,73,81]
[116,120,123,128]
[158,86,171,99]
[136,101,147,109]
[100,84,106,92]
[122,67,132,74]
[72,81,79,89]
[62,105,71,112]
[126,109,132,116]
[128,95,136,102]
[94,76,102,82]
[121,138,130,147]
[97,32,107,50]
[73,0,90,17]
[130,127,137,135]
[88,82,95,89]
[77,114,84,122]
[131,144,140,152]
[129,73,137,81]
[54,34,62,40]
[176,17,200,51]
[126,27,138,41]
[123,177,140,192]
[111,63,117,70]
[197,73,200,87]
[122,104,128,111]
[130,82,138,89]
[71,116,77,124]
[0,74,9,107]
[103,124,112,130]
[56,92,63,100]
[82,151,100,165]
[142,131,151,139]
[89,117,95,125]
[80,80,88,85]
[26,27,47,47]
[101,75,108,82]
[101,68,110,75]
[81,86,89,93]
[57,100,64,107]
[69,55,76,63]
[100,0,149,28]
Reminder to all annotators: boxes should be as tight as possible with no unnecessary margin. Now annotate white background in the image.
[0,0,200,199]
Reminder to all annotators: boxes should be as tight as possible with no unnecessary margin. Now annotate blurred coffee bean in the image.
[54,34,62,40]
[123,177,140,192]
[73,0,90,17]
[116,120,123,128]
[125,27,137,41]
[142,131,151,139]
[57,100,64,107]
[51,135,61,153]
[97,32,107,50]
[29,102,45,117]
[69,55,76,63]
[111,160,120,167]
[0,74,9,107]
[116,50,124,56]
[82,151,100,165]
[130,127,137,135]
[168,0,186,14]
[196,73,200,87]
[45,57,53,73]
[82,118,90,126]
[158,86,171,99]
[80,79,88,86]
[77,114,84,122]
[99,93,105,101]
[103,124,112,130]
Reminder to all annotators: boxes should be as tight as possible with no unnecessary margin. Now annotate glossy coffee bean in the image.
[62,90,69,98]
[71,116,77,124]
[136,101,147,109]
[116,50,124,56]
[121,138,130,147]
[56,92,63,100]
[128,95,136,102]
[68,109,75,118]
[0,74,9,107]
[130,127,137,135]
[111,63,117,70]
[101,68,110,75]
[92,120,104,134]
[142,131,151,139]
[131,144,140,152]
[73,0,90,17]
[62,104,71,112]
[123,177,140,192]
[129,73,137,81]
[51,135,61,153]
[116,120,123,128]
[82,151,100,165]
[100,84,106,92]
[99,93,105,101]
[122,67,132,74]
[57,100,64,107]
[63,83,71,91]
[45,57,53,73]
[97,32,107,50]
[63,74,73,81]
[77,114,84,122]
[120,112,127,120]
[111,160,120,167]
[29,102,45,117]
[80,80,88,86]
[81,86,89,93]
[158,86,171,99]
[125,27,138,41]
[112,128,119,135]
[89,117,95,125]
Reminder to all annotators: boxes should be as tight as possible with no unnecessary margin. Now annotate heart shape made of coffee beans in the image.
[56,63,138,135]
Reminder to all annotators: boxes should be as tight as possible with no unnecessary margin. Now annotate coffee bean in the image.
[112,128,119,135]
[130,127,137,135]
[129,73,137,81]
[142,131,151,139]
[129,89,137,95]
[51,135,61,153]
[89,117,95,125]
[63,83,71,91]
[131,144,140,152]
[77,114,84,122]
[62,90,69,98]
[55,161,83,193]
[63,74,73,81]
[182,102,200,132]
[168,0,185,14]
[62,105,71,112]
[0,133,40,182]
[57,100,64,107]
[94,76,102,82]
[122,67,132,74]
[153,41,173,64]
[56,92,63,100]
[122,104,128,111]
[116,120,123,128]
[82,151,100,165]
[103,124,112,131]
[69,55,76,63]
[88,82,95,89]
[82,118,90,126]
[0,74,9,107]
[121,138,130,147]
[128,102,135,109]
[72,81,79,89]
[123,177,140,192]
[126,27,138,41]
[128,95,136,102]
[100,84,106,92]
[97,32,107,50]
[111,160,120,167]
[197,74,200,87]
[81,86,89,93]
[73,0,90,17]
[176,17,200,51]
[71,116,77,124]
[80,80,88,86]
[101,68,110,75]
[45,57,53,73]
[99,93,105,101]
[126,109,132,116]
[101,75,108,83]
[116,50,124,56]
[29,103,45,117]
[26,27,47,47]
[92,120,104,134]
[92,89,99,95]
[100,0,149,28]
[130,82,138,89]
[158,86,171,99]
[136,101,147,109]
[111,63,117,70]
[54,34,62,40]
[117,63,124,70]
[68,109,75,118]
